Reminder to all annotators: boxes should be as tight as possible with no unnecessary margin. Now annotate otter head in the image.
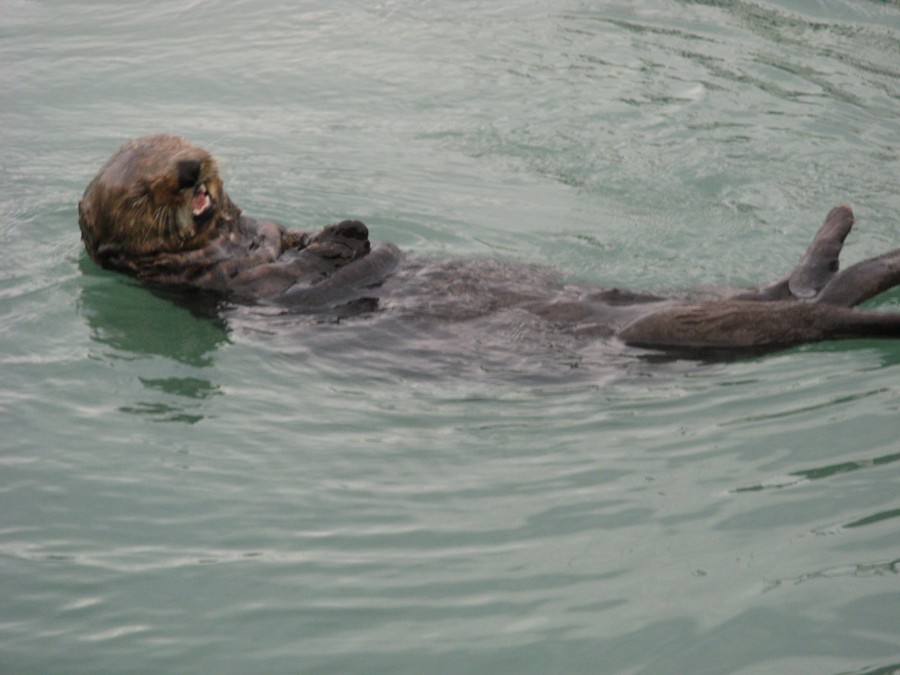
[78,135,240,271]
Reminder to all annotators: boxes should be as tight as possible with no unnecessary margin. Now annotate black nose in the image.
[176,159,202,190]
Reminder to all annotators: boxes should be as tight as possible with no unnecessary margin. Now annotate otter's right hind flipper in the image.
[618,300,900,353]
[788,204,854,298]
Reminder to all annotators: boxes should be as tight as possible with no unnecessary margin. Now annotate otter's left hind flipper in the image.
[734,205,854,301]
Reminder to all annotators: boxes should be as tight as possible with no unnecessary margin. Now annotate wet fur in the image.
[79,135,900,356]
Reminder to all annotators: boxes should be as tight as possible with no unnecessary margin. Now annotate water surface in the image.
[2,1,899,673]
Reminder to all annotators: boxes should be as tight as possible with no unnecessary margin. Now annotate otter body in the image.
[78,135,900,356]
[79,135,380,301]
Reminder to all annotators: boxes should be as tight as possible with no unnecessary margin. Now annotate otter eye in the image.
[176,160,201,191]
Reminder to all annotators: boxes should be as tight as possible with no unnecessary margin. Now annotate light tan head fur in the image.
[78,135,240,270]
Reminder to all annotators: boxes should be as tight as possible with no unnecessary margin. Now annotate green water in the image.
[2,1,899,673]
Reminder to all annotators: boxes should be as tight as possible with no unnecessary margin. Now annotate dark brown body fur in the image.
[79,135,900,356]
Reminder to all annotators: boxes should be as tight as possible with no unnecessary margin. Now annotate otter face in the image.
[78,135,238,268]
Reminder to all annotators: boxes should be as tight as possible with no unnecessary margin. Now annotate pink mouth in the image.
[192,183,213,217]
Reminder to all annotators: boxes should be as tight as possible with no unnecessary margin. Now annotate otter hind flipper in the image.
[816,247,900,308]
[618,300,900,353]
[788,205,854,299]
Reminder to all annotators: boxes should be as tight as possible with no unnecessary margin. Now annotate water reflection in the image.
[77,258,228,423]
[117,377,223,425]
[78,259,230,366]
[733,451,900,493]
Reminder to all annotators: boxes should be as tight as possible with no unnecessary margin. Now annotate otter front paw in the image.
[306,220,371,261]
[323,220,369,241]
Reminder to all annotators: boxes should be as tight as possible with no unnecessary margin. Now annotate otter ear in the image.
[176,159,201,190]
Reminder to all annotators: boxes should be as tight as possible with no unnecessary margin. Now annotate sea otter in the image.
[78,135,900,355]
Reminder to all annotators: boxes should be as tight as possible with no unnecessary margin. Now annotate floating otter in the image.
[78,135,900,356]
